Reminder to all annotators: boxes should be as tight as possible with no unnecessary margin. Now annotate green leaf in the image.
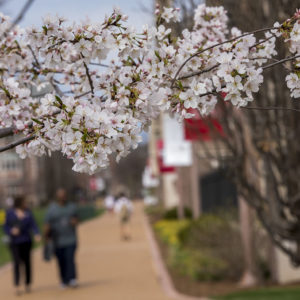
[31,118,43,125]
[1,87,11,98]
[177,81,184,90]
[42,25,48,35]
[55,95,63,105]
[155,50,162,61]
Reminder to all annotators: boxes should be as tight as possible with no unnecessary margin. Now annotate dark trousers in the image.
[55,244,77,284]
[10,241,32,286]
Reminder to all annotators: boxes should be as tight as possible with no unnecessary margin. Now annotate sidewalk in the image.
[0,203,171,300]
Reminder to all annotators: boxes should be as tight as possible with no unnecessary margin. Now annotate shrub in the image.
[163,207,193,220]
[178,214,244,280]
[169,247,228,281]
[154,220,190,248]
[155,214,245,282]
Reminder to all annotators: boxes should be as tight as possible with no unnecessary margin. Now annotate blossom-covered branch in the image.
[0,4,299,174]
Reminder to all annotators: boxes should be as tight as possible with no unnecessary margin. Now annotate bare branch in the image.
[27,44,40,68]
[249,33,276,50]
[83,60,94,96]
[75,91,92,99]
[262,54,300,71]
[89,62,109,68]
[178,64,220,81]
[0,135,34,153]
[242,106,300,113]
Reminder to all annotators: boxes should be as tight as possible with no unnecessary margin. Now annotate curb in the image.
[143,213,209,300]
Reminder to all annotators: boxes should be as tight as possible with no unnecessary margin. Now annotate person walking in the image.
[44,188,79,289]
[104,193,115,214]
[114,192,133,240]
[3,196,41,296]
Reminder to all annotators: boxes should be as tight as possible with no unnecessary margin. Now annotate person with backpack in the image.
[114,192,133,240]
[3,196,41,296]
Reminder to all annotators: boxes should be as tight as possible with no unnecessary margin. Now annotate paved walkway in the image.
[0,203,171,300]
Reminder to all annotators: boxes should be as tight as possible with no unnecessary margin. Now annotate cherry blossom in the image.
[0,4,299,174]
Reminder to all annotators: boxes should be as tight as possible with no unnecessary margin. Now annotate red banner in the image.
[184,109,223,141]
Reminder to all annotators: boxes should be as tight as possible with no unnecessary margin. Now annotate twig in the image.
[242,106,300,113]
[27,44,40,68]
[83,60,94,96]
[262,54,300,71]
[75,91,92,99]
[0,135,35,153]
[249,33,276,50]
[89,62,109,68]
[178,64,220,81]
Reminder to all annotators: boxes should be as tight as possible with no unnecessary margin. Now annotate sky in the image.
[2,0,153,29]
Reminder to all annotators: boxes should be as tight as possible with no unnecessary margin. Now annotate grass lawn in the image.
[215,286,300,300]
[0,205,104,267]
[0,230,11,266]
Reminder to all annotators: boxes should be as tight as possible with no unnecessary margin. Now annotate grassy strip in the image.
[214,286,300,300]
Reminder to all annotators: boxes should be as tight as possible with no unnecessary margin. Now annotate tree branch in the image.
[83,60,94,96]
[249,33,276,50]
[242,106,300,113]
[0,135,34,153]
[262,54,300,71]
[178,64,220,81]
[89,62,109,68]
[27,44,40,68]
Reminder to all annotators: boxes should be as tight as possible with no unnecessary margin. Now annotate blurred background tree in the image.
[203,0,300,266]
[151,0,300,287]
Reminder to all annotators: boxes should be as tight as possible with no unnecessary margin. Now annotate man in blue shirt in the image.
[44,188,78,288]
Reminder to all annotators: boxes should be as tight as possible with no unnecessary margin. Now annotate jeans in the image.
[10,241,32,286]
[55,244,77,285]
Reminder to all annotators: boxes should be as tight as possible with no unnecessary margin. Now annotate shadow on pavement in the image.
[33,279,114,293]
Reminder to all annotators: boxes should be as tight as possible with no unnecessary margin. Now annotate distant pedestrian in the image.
[44,188,79,289]
[104,194,115,213]
[3,196,41,296]
[114,193,133,240]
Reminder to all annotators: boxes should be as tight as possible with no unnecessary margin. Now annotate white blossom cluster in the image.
[0,5,299,173]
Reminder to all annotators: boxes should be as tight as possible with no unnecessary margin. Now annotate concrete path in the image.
[0,203,171,300]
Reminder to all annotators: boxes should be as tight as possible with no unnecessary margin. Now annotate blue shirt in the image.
[3,209,39,244]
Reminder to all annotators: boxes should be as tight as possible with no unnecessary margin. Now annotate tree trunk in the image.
[238,196,257,287]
